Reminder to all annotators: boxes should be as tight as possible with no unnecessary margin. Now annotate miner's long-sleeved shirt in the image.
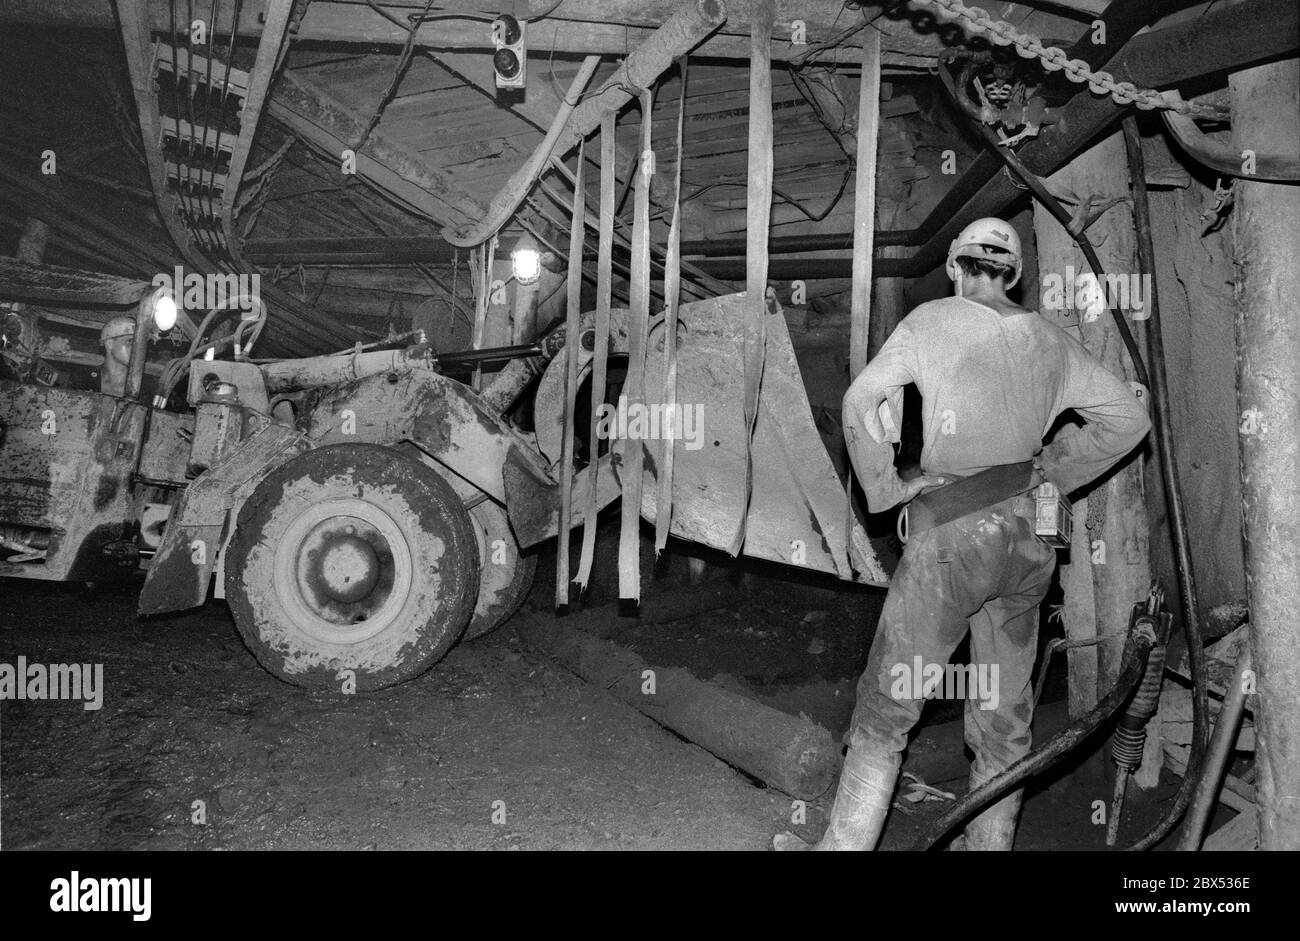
[843,295,1151,512]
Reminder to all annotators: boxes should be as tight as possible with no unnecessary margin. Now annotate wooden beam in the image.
[243,236,454,265]
[406,7,926,65]
[113,0,215,266]
[427,47,732,299]
[304,0,1089,63]
[427,51,691,219]
[0,170,354,355]
[443,55,602,246]
[221,0,295,256]
[0,175,172,281]
[549,0,728,159]
[524,0,1108,26]
[0,0,1067,65]
[889,0,1299,282]
[268,68,488,228]
[518,610,840,799]
[0,256,148,307]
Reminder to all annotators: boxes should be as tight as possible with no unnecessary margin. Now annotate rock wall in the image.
[1145,172,1245,622]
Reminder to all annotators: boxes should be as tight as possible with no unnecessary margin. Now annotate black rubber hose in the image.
[935,62,1209,850]
[987,122,1206,849]
[1119,115,1208,851]
[910,632,1153,850]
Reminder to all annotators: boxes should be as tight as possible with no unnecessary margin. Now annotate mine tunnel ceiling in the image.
[0,0,1295,357]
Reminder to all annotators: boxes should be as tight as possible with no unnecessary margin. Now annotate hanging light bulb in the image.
[151,288,178,332]
[511,233,541,285]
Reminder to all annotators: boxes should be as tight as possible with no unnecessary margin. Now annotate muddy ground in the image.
[1,553,1193,851]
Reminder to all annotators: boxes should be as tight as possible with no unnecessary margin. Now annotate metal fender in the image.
[139,422,308,615]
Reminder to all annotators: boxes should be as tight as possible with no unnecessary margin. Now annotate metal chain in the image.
[909,0,1209,116]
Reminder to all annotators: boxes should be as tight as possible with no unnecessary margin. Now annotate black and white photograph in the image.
[0,0,1293,916]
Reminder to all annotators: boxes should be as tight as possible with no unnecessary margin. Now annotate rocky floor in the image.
[1,564,1192,851]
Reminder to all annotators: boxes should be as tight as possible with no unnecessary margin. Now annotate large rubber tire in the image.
[464,500,537,641]
[225,443,479,691]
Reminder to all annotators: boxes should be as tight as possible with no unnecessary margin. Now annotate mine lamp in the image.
[492,14,526,89]
[151,288,178,332]
[511,234,541,285]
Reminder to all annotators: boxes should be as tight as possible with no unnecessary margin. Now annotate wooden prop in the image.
[520,613,839,800]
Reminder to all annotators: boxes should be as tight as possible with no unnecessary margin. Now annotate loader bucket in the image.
[533,292,889,587]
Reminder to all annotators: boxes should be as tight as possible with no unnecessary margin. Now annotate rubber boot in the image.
[961,770,1023,851]
[773,744,900,851]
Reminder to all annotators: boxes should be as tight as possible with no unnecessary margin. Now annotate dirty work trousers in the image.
[849,494,1057,786]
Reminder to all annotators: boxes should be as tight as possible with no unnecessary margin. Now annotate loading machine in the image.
[0,259,887,690]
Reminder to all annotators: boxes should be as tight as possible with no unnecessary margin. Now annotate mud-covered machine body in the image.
[1,274,545,690]
[2,265,890,690]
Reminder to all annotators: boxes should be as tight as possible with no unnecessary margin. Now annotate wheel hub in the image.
[315,531,380,603]
[273,499,415,645]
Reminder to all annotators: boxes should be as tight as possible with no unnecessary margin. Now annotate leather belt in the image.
[903,460,1036,537]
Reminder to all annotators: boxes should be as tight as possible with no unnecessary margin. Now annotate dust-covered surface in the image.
[1,571,1193,851]
[0,580,792,850]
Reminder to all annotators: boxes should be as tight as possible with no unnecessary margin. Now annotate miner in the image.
[779,218,1150,851]
[98,315,137,397]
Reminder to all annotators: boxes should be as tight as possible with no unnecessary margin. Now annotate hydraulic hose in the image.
[157,297,269,404]
[1107,600,1170,846]
[936,61,1209,850]
[1119,116,1208,851]
[911,630,1154,850]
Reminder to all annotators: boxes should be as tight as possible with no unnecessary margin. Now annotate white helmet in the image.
[100,316,136,345]
[946,217,1022,288]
